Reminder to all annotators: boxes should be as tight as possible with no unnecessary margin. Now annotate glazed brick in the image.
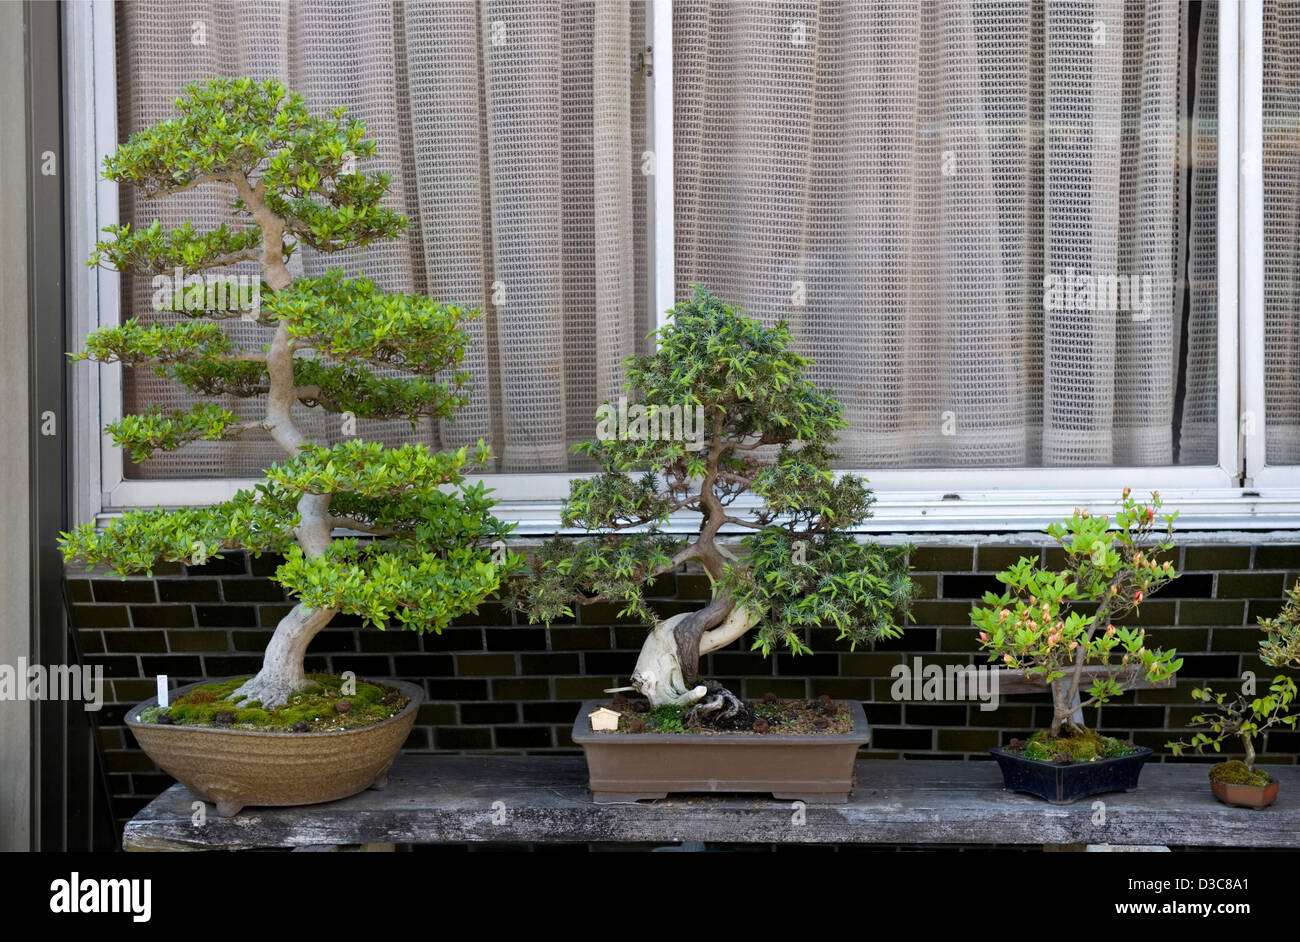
[941,574,1005,599]
[907,601,971,626]
[806,678,872,700]
[909,546,973,571]
[968,705,1035,727]
[1255,545,1300,569]
[72,606,130,628]
[709,652,773,675]
[427,679,489,701]
[872,728,934,750]
[1142,627,1209,650]
[484,627,546,652]
[741,678,807,699]
[523,653,581,675]
[1113,601,1176,625]
[156,579,217,603]
[1176,654,1244,679]
[230,630,275,651]
[418,704,456,725]
[112,679,158,702]
[83,655,142,678]
[334,656,393,676]
[876,628,937,651]
[196,656,259,676]
[938,628,982,653]
[460,703,519,725]
[1096,705,1166,728]
[644,574,676,597]
[548,626,613,650]
[903,703,969,726]
[91,580,156,604]
[259,605,296,624]
[434,727,488,748]
[454,654,517,677]
[840,653,904,676]
[195,605,258,628]
[495,727,553,749]
[523,702,582,724]
[402,728,431,750]
[976,546,1040,571]
[1176,600,1244,626]
[422,628,486,651]
[675,574,712,599]
[1216,572,1284,598]
[103,630,168,654]
[862,702,902,725]
[167,631,230,653]
[1211,628,1272,653]
[554,677,617,699]
[1183,545,1252,570]
[393,654,455,676]
[66,579,92,602]
[358,631,421,652]
[909,573,939,598]
[491,678,551,700]
[576,601,644,626]
[184,553,246,576]
[1151,573,1213,598]
[649,600,702,620]
[937,729,999,752]
[1249,599,1287,621]
[129,605,195,628]
[775,653,838,676]
[221,578,286,602]
[78,630,104,653]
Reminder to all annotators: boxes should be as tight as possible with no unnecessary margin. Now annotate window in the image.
[66,1,1299,531]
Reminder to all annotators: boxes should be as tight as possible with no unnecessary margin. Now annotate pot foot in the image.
[591,791,668,803]
[369,773,389,792]
[215,800,243,818]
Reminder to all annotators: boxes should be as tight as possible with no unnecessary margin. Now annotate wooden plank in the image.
[122,757,1300,851]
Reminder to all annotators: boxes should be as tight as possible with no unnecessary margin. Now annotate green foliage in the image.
[61,76,517,651]
[972,491,1182,723]
[105,403,242,463]
[1258,577,1300,669]
[649,704,685,733]
[1167,675,1297,767]
[517,285,913,663]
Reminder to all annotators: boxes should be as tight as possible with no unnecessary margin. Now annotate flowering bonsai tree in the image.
[971,490,1182,742]
[1168,578,1300,779]
[60,78,518,708]
[514,286,914,717]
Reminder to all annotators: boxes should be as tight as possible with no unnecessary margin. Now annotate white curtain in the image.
[115,0,648,477]
[673,0,1210,468]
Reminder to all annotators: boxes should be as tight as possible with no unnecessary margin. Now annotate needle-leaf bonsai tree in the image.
[971,490,1183,759]
[513,286,914,724]
[1168,579,1300,785]
[60,77,519,710]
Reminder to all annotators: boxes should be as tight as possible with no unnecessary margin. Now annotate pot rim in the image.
[989,744,1154,766]
[1210,776,1279,791]
[571,697,871,745]
[124,675,424,739]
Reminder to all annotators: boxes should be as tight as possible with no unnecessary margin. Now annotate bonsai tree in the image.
[971,490,1183,741]
[1167,577,1300,777]
[513,286,914,716]
[60,77,519,707]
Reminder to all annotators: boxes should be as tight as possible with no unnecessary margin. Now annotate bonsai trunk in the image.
[230,601,337,707]
[1243,735,1256,769]
[625,596,757,708]
[1049,679,1077,737]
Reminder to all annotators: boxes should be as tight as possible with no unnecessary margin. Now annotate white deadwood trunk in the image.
[617,604,758,707]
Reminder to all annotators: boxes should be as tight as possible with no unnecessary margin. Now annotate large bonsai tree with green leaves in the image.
[514,287,914,715]
[61,77,518,707]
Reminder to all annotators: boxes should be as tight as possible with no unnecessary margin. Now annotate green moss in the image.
[1209,760,1271,787]
[140,674,405,732]
[649,704,685,734]
[1020,727,1136,764]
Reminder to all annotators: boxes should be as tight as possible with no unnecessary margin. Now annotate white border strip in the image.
[647,0,675,329]
[1218,0,1243,484]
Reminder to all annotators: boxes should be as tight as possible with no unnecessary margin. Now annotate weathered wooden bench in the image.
[123,756,1300,851]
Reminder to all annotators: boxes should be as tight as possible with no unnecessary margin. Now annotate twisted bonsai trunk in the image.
[229,175,338,708]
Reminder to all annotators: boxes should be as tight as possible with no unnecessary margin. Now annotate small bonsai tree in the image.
[61,78,519,707]
[513,286,914,715]
[1167,577,1300,778]
[971,490,1183,741]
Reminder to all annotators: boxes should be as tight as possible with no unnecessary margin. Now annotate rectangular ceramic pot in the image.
[1211,778,1280,809]
[571,698,871,803]
[990,745,1153,804]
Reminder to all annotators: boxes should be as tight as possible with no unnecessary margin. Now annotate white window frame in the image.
[67,0,1300,534]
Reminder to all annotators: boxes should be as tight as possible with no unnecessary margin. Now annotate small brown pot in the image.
[126,676,422,817]
[1210,778,1280,809]
[571,698,871,803]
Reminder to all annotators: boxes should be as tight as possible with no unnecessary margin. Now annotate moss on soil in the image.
[136,674,407,732]
[599,696,854,735]
[1011,727,1137,763]
[1208,760,1272,787]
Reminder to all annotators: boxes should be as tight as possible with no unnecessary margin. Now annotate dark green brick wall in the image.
[67,540,1300,832]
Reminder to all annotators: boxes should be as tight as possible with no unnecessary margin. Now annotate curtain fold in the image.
[115,0,646,477]
[673,0,1207,468]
